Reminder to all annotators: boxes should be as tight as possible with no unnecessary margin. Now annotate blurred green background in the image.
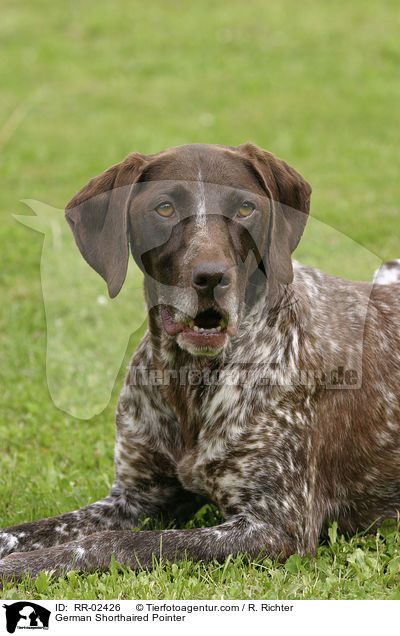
[0,0,399,598]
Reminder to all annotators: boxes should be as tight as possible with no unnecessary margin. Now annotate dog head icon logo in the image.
[3,602,50,633]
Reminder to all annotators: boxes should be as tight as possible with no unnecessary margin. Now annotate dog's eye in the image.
[237,201,255,218]
[155,202,175,218]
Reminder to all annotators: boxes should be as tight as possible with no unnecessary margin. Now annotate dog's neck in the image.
[144,280,304,448]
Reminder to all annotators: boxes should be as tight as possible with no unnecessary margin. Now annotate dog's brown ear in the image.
[65,153,146,297]
[238,143,312,284]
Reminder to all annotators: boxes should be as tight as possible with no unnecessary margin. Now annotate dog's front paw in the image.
[0,551,37,583]
[0,535,109,583]
[0,550,54,583]
[0,546,76,583]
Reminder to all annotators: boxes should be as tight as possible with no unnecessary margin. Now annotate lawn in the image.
[1,0,399,600]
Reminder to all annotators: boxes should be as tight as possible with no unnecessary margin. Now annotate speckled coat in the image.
[0,144,399,581]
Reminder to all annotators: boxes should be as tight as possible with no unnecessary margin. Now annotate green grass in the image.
[1,0,400,599]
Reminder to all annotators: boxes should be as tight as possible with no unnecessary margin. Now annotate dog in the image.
[1,142,399,581]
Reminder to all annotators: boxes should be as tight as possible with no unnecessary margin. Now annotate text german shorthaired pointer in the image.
[1,143,399,581]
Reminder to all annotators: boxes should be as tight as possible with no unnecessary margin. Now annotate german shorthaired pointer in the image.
[1,143,399,581]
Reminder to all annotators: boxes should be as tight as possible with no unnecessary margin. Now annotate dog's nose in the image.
[191,262,232,295]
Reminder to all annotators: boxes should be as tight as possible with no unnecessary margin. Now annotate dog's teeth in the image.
[188,320,195,327]
[192,325,222,334]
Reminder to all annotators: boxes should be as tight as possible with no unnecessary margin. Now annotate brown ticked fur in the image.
[0,144,399,581]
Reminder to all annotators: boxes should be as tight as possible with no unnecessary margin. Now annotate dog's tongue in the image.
[161,306,184,335]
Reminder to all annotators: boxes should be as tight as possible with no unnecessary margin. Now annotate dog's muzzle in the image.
[160,260,240,355]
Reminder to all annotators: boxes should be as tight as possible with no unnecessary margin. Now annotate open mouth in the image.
[161,305,238,351]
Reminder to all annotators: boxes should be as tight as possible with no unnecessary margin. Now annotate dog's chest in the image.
[172,381,256,502]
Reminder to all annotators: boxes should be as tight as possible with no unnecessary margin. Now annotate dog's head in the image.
[66,143,311,357]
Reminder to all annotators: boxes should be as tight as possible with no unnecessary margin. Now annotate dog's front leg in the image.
[0,364,186,559]
[0,478,183,560]
[0,514,297,581]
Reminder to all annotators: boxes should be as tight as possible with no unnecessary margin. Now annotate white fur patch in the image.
[0,532,18,551]
[196,168,207,227]
[373,260,400,284]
